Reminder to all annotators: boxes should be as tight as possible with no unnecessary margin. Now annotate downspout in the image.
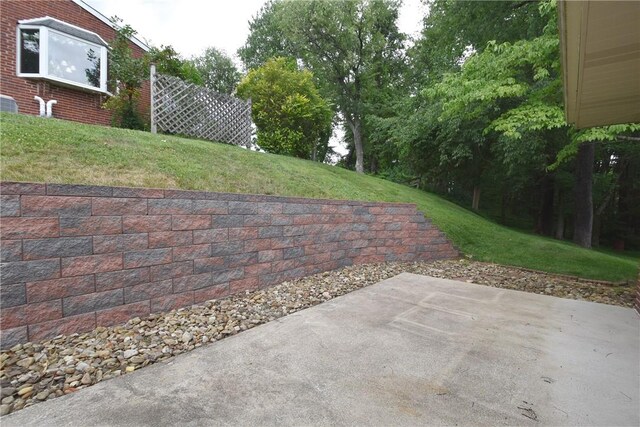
[46,100,57,118]
[33,96,45,117]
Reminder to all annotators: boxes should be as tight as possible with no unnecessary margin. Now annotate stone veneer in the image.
[0,182,458,348]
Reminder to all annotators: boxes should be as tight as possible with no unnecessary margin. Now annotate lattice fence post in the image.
[150,64,157,134]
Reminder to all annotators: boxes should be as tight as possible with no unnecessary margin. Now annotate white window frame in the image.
[16,21,109,94]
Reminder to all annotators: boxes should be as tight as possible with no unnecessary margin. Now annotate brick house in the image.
[0,0,150,126]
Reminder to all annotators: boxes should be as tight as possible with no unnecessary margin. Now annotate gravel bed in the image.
[0,259,635,416]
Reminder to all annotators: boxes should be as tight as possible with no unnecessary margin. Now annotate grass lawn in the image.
[1,113,637,282]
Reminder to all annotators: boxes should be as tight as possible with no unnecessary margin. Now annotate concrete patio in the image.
[4,273,639,426]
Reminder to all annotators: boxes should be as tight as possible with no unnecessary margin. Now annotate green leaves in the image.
[490,103,565,139]
[239,0,406,171]
[236,58,333,160]
[148,45,203,86]
[191,47,241,95]
[238,1,294,71]
[104,17,149,129]
[574,124,640,143]
[107,17,148,94]
[549,123,640,170]
[431,31,561,123]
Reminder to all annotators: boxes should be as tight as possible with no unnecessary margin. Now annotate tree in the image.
[388,0,549,211]
[103,17,148,129]
[148,45,203,85]
[422,1,639,247]
[191,47,241,95]
[238,1,294,71]
[408,0,547,88]
[236,57,333,160]
[565,127,640,247]
[281,0,404,173]
[240,0,405,173]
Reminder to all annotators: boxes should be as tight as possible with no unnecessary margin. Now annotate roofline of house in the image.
[70,0,150,52]
[19,16,111,47]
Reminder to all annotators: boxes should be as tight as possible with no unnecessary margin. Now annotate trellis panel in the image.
[151,71,252,147]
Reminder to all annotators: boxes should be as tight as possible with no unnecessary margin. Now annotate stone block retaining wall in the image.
[636,272,640,315]
[0,182,458,348]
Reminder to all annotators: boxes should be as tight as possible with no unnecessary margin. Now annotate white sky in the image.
[83,0,428,61]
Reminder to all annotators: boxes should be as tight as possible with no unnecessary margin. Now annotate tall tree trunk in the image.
[573,141,595,248]
[370,156,378,174]
[347,116,364,174]
[353,118,364,174]
[592,173,620,248]
[472,185,481,211]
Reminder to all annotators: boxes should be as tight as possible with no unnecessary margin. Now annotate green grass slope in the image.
[1,113,637,282]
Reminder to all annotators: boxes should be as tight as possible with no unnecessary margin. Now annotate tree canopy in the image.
[236,57,333,161]
[239,0,405,173]
[419,1,639,246]
[191,47,241,95]
[103,17,149,130]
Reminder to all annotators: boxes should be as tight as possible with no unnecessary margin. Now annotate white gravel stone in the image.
[75,362,90,372]
[181,332,192,344]
[123,350,138,359]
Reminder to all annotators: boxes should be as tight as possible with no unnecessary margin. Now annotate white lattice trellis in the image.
[150,67,252,147]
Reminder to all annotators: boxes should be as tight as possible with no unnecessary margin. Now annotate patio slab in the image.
[4,273,639,426]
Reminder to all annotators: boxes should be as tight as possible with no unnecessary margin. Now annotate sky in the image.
[83,0,428,62]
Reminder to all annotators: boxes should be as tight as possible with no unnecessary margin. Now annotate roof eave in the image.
[19,16,110,47]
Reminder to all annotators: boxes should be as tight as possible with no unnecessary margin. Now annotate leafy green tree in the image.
[407,0,547,91]
[388,0,549,211]
[421,1,639,247]
[148,45,203,85]
[191,47,241,94]
[239,0,405,173]
[238,1,294,71]
[280,0,404,173]
[103,17,148,129]
[236,57,333,160]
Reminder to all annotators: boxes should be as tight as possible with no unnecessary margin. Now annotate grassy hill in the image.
[1,113,637,282]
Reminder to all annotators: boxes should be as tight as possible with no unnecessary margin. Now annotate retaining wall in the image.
[636,271,640,316]
[0,182,458,348]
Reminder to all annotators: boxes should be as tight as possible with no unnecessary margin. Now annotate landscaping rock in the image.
[122,350,138,359]
[81,373,91,385]
[181,332,193,344]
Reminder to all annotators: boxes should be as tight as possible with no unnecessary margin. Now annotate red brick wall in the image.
[0,182,459,348]
[0,0,150,126]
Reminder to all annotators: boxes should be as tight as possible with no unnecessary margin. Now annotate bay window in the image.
[17,17,109,93]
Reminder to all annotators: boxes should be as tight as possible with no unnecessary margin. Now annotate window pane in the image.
[47,31,101,88]
[20,29,40,74]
